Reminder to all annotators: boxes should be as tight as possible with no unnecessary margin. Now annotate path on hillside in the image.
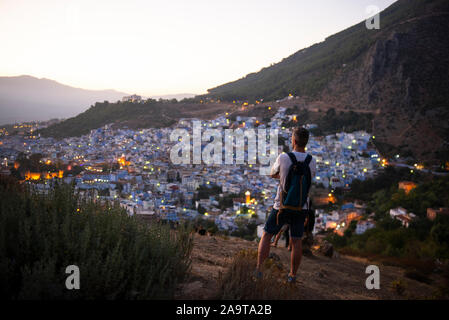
[176,234,442,300]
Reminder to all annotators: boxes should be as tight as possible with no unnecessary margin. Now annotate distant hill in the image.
[0,75,128,124]
[206,0,449,163]
[150,93,197,101]
[38,100,234,138]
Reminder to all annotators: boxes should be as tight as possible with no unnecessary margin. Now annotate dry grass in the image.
[217,249,301,300]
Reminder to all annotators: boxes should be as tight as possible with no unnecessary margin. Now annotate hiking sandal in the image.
[253,270,263,280]
[287,274,296,284]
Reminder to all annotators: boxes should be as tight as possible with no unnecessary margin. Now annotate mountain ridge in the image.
[0,75,129,124]
[0,75,201,125]
[205,0,449,102]
[204,0,449,163]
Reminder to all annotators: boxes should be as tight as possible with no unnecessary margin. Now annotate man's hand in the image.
[270,173,280,179]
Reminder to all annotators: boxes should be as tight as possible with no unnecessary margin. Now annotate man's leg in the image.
[258,208,282,273]
[271,229,282,247]
[256,231,273,272]
[289,237,302,277]
[284,227,290,248]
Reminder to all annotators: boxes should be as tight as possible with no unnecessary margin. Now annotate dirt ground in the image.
[176,234,444,300]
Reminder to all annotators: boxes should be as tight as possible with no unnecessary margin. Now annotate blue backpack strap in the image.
[286,152,297,165]
[305,154,312,165]
[304,154,313,208]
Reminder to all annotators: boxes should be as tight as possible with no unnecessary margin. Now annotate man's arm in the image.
[270,172,280,179]
[270,154,281,179]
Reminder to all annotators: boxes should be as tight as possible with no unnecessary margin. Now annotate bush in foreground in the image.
[0,176,193,299]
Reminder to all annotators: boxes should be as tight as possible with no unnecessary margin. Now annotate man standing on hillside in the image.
[256,127,316,283]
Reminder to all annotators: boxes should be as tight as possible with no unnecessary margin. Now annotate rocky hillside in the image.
[176,234,447,300]
[206,0,449,164]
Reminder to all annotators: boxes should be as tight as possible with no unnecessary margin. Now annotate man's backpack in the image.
[276,152,312,225]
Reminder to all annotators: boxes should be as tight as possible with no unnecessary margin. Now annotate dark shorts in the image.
[263,208,306,239]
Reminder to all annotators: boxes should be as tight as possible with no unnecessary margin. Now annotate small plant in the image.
[391,279,406,296]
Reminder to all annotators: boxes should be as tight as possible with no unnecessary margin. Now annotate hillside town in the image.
[0,105,400,237]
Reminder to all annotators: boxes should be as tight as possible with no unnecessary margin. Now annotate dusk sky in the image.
[0,0,396,96]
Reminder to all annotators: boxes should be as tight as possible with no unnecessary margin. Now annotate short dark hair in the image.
[292,127,309,148]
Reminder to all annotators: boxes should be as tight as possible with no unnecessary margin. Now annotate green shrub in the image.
[0,177,193,299]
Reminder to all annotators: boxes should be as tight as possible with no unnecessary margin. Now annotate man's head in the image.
[292,127,309,150]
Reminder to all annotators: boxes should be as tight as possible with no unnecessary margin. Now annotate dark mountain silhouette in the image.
[205,0,449,162]
[0,75,128,124]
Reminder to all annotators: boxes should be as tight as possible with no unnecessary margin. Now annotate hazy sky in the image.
[0,0,396,96]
